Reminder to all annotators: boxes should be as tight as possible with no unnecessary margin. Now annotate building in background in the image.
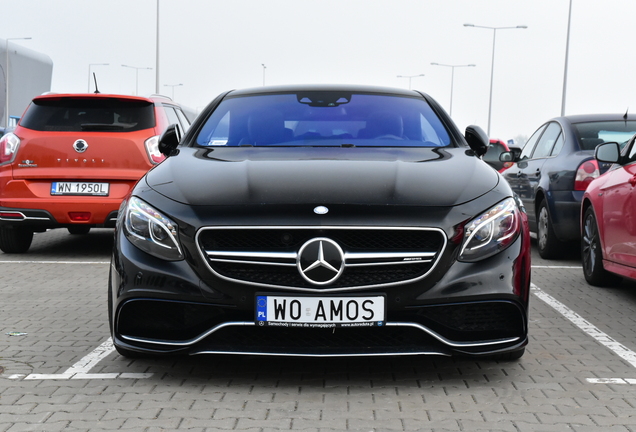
[0,39,53,128]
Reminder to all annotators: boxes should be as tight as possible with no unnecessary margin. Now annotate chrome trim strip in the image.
[385,322,520,348]
[121,321,254,347]
[209,258,296,267]
[345,251,437,260]
[195,226,447,293]
[0,211,51,221]
[191,350,451,358]
[206,251,297,260]
[120,320,519,350]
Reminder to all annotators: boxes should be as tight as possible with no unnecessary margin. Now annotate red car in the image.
[0,93,192,253]
[581,137,636,285]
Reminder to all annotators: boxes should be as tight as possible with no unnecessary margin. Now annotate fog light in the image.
[69,212,91,221]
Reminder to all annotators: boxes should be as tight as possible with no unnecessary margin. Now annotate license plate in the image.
[51,182,109,196]
[256,295,385,328]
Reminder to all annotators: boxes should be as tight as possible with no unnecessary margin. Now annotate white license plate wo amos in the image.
[256,295,385,327]
[51,182,109,196]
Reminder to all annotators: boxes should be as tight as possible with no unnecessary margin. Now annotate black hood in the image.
[145,147,500,207]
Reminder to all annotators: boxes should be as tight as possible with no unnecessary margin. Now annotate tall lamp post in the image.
[164,83,182,99]
[561,0,573,116]
[121,64,153,95]
[464,24,527,135]
[397,74,425,90]
[430,63,475,116]
[88,63,109,92]
[5,37,32,128]
[261,64,267,86]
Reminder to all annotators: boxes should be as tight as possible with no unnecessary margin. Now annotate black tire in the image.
[68,226,91,235]
[536,199,564,259]
[581,206,621,287]
[0,227,34,253]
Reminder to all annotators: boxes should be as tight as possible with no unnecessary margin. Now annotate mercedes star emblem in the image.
[73,139,88,153]
[297,237,345,285]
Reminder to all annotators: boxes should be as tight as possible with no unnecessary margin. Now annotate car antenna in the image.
[93,73,100,94]
[624,108,629,120]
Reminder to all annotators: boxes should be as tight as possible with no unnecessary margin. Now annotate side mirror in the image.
[595,141,620,164]
[465,125,489,157]
[500,146,523,163]
[158,124,182,157]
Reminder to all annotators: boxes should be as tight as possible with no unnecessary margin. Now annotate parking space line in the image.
[532,283,636,384]
[0,260,109,264]
[9,338,153,380]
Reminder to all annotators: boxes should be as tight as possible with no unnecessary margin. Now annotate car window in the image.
[550,131,565,156]
[164,106,187,136]
[573,121,636,150]
[519,124,547,160]
[532,122,561,159]
[20,97,155,132]
[174,108,191,131]
[195,93,452,147]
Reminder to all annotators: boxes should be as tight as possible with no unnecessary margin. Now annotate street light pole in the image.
[164,83,182,99]
[156,0,160,94]
[262,64,266,86]
[88,63,109,92]
[464,24,527,136]
[121,65,153,95]
[396,74,425,90]
[561,0,573,116]
[5,37,32,128]
[430,63,475,116]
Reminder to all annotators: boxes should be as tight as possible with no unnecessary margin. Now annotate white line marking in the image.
[0,260,109,264]
[19,338,153,380]
[586,378,636,384]
[532,283,636,369]
[532,265,582,269]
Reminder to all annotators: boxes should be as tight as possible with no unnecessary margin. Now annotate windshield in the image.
[195,92,451,147]
[573,121,636,150]
[20,97,155,132]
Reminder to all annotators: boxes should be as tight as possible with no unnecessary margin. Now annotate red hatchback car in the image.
[0,93,192,253]
[581,137,636,285]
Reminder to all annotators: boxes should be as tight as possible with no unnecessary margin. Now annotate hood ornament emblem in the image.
[297,238,344,285]
[73,139,88,153]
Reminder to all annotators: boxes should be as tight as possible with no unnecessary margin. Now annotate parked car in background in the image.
[483,139,515,172]
[109,84,531,361]
[581,137,636,286]
[503,114,636,259]
[0,93,192,253]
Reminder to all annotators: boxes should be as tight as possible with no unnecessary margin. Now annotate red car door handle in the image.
[630,175,636,186]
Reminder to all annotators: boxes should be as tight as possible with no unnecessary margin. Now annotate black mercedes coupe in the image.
[109,85,531,360]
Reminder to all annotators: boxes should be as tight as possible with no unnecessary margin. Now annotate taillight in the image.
[144,135,166,165]
[574,159,600,191]
[0,132,20,165]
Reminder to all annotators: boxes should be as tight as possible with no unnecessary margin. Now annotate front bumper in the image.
[110,225,530,358]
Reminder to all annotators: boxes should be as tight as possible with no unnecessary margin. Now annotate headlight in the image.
[458,197,521,262]
[123,196,183,261]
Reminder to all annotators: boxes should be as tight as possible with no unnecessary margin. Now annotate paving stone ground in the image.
[2,229,636,431]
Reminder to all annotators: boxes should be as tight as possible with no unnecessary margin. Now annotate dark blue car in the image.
[503,114,636,259]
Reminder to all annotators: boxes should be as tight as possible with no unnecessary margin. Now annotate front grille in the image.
[196,227,446,291]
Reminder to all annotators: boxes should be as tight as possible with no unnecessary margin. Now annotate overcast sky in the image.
[2,0,634,141]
